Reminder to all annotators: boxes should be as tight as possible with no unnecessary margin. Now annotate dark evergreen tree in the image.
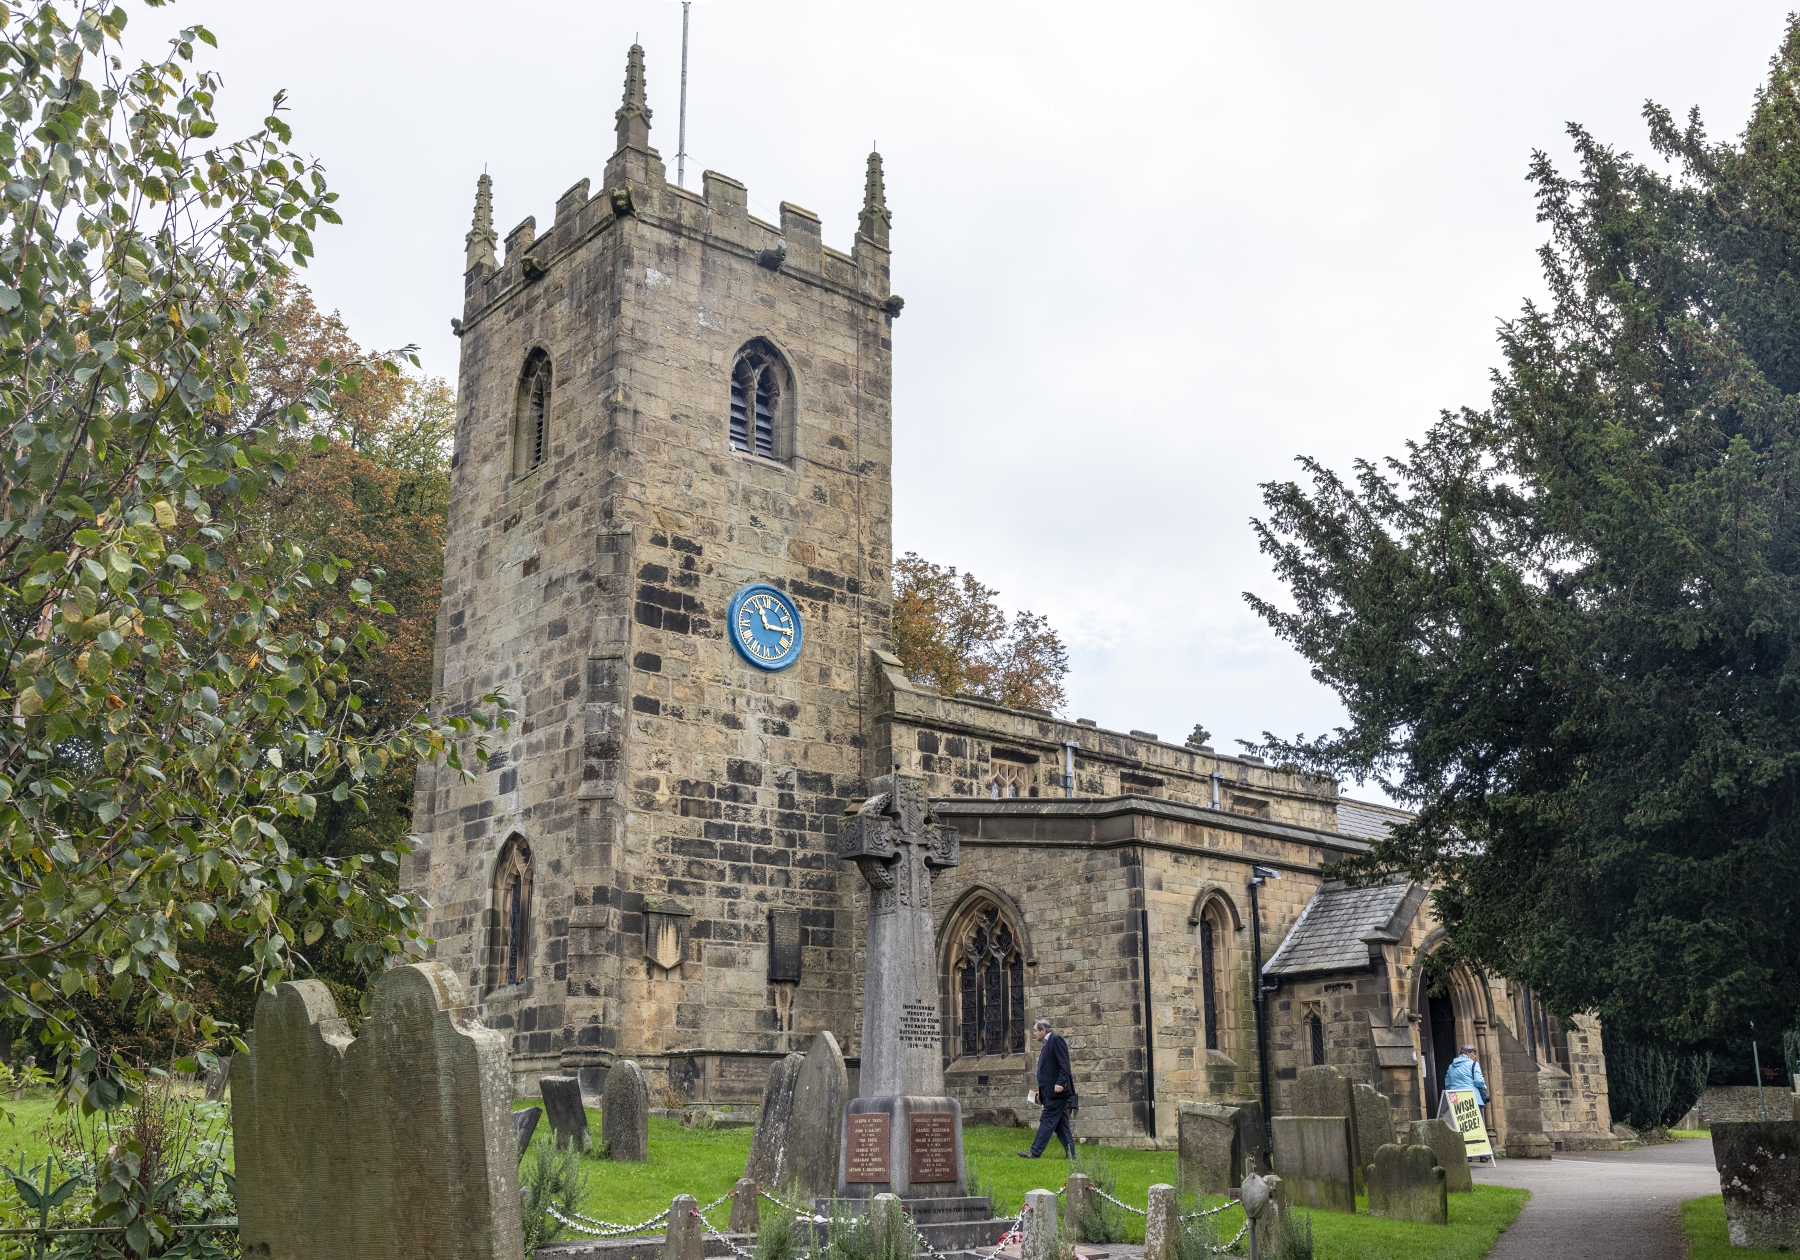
[1248,20,1800,1050]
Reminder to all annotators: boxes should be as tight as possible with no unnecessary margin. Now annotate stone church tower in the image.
[409,44,899,1093]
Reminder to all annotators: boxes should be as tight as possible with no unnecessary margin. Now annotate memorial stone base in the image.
[837,1096,967,1198]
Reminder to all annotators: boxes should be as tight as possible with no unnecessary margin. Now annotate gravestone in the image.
[540,1075,593,1152]
[789,1032,849,1197]
[1292,1065,1354,1120]
[1143,1183,1178,1260]
[836,776,966,1197]
[233,962,524,1260]
[1711,1121,1800,1249]
[1407,1119,1472,1192]
[603,1058,651,1163]
[514,1105,542,1157]
[1178,1100,1271,1195]
[1350,1083,1395,1191]
[1271,1115,1355,1214]
[746,1052,803,1187]
[1366,1143,1447,1225]
[203,1056,230,1102]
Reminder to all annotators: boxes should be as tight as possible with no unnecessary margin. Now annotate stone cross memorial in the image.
[837,774,966,1197]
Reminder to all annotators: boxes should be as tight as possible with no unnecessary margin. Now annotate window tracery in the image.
[953,903,1025,1055]
[493,836,534,987]
[513,351,551,478]
[729,342,784,459]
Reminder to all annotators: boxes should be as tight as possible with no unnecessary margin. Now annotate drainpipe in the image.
[1248,865,1280,1145]
[1211,771,1223,810]
[1063,741,1078,798]
[1139,881,1157,1140]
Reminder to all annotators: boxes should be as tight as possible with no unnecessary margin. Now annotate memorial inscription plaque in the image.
[909,1113,957,1183]
[768,909,802,984]
[845,1112,891,1183]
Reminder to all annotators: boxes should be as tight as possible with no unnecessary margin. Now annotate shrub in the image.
[754,1201,799,1260]
[1069,1148,1130,1244]
[1602,1028,1711,1130]
[520,1143,589,1254]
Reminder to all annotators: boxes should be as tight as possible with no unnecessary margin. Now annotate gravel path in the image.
[1472,1138,1719,1260]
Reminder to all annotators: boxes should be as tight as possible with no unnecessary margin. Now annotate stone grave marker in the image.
[1178,1099,1271,1195]
[1271,1115,1356,1214]
[1711,1121,1800,1249]
[1351,1083,1396,1190]
[202,1056,230,1102]
[746,1052,803,1187]
[1292,1065,1353,1120]
[514,1105,542,1157]
[790,1032,849,1198]
[1407,1119,1472,1192]
[603,1058,651,1163]
[836,776,966,1196]
[1366,1143,1447,1225]
[233,962,524,1260]
[540,1074,593,1152]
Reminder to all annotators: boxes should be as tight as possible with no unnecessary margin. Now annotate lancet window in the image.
[493,836,534,987]
[729,342,783,459]
[954,903,1025,1056]
[513,351,551,478]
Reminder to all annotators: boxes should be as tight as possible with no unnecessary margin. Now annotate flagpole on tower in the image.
[677,0,691,187]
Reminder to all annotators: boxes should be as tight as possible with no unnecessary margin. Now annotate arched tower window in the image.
[952,903,1025,1056]
[1196,897,1233,1053]
[729,341,787,460]
[493,835,534,987]
[1309,1011,1326,1065]
[513,351,551,478]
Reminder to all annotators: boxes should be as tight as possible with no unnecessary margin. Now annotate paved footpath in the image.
[1472,1138,1719,1260]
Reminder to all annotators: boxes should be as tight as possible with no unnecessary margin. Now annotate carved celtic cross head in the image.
[838,773,960,889]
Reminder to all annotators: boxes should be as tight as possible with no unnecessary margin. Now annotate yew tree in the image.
[0,1,496,1100]
[1249,21,1800,1049]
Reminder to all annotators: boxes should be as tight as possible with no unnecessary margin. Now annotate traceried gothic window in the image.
[729,341,786,460]
[954,904,1025,1056]
[493,835,534,987]
[513,351,551,478]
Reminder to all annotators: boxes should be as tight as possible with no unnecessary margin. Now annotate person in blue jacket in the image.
[1443,1044,1492,1161]
[1019,1018,1077,1158]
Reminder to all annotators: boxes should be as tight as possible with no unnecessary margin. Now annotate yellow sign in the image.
[1441,1090,1494,1158]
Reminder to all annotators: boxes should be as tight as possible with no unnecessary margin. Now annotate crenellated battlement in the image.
[456,44,894,338]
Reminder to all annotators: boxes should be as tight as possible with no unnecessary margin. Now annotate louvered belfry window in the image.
[729,344,781,459]
[514,350,551,479]
[955,904,1025,1056]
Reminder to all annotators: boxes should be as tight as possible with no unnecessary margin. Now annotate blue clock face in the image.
[728,583,804,672]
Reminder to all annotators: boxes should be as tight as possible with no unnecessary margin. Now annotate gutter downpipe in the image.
[1248,865,1280,1146]
[1138,870,1157,1141]
[1063,741,1079,798]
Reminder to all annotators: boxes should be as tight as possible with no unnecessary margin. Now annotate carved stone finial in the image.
[464,173,497,275]
[858,151,891,248]
[615,44,653,152]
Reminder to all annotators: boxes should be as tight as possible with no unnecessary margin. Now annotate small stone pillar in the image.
[663,1195,703,1260]
[1252,1175,1285,1257]
[1021,1189,1059,1260]
[728,1178,759,1235]
[1063,1172,1094,1242]
[1143,1184,1179,1260]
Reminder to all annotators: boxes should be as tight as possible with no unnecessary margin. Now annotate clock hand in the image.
[759,610,785,633]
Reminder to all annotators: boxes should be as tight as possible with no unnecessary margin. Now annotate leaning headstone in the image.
[539,1075,593,1152]
[789,1032,849,1198]
[1178,1099,1272,1195]
[662,1194,703,1260]
[1712,1121,1800,1249]
[1292,1065,1354,1121]
[745,1052,803,1186]
[1407,1119,1472,1192]
[1366,1143,1447,1225]
[603,1058,651,1163]
[1143,1183,1179,1260]
[1271,1115,1355,1214]
[1020,1189,1059,1260]
[233,962,524,1260]
[1350,1084,1396,1191]
[514,1105,542,1157]
[728,1177,760,1235]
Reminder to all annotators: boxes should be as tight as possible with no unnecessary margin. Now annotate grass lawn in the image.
[1668,1129,1711,1139]
[1682,1194,1798,1260]
[1309,1186,1528,1260]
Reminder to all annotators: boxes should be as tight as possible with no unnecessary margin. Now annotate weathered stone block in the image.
[662,1194,703,1260]
[1712,1121,1800,1250]
[1291,1065,1353,1121]
[1407,1119,1472,1192]
[1021,1189,1058,1260]
[232,963,523,1260]
[790,1032,848,1198]
[728,1177,759,1234]
[1063,1172,1094,1241]
[603,1058,651,1162]
[1177,1102,1239,1196]
[1366,1143,1447,1225]
[1350,1083,1395,1188]
[514,1105,542,1156]
[745,1052,802,1187]
[540,1075,593,1152]
[1143,1183,1178,1260]
[1271,1116,1355,1214]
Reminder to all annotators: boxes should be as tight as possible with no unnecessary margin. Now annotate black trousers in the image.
[1030,1094,1076,1157]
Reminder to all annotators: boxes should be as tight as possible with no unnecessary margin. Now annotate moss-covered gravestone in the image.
[602,1058,651,1162]
[1407,1118,1472,1192]
[1366,1143,1447,1225]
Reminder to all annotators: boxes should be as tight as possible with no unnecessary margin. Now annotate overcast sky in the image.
[124,1,1793,800]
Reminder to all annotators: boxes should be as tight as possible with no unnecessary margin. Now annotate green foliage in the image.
[1267,1206,1313,1260]
[1247,15,1800,1049]
[1603,1026,1711,1130]
[1070,1147,1130,1245]
[1173,1195,1223,1260]
[519,1142,588,1254]
[1682,1194,1795,1260]
[965,1161,1013,1219]
[753,1201,799,1260]
[0,0,502,1094]
[815,1200,917,1260]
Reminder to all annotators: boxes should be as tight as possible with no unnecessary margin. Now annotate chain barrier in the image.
[1089,1187,1148,1217]
[1179,1199,1243,1221]
[697,1209,758,1260]
[546,1203,672,1239]
[1212,1216,1251,1254]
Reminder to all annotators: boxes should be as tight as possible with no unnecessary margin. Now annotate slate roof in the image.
[1336,798,1410,841]
[1263,878,1425,977]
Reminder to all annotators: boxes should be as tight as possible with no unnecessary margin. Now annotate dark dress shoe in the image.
[1016,1151,1038,1158]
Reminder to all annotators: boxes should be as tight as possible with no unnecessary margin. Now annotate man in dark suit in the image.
[1020,1017,1077,1158]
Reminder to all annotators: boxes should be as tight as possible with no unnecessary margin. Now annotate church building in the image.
[408,45,1617,1157]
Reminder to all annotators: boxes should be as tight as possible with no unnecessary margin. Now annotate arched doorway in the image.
[1424,991,1457,1108]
